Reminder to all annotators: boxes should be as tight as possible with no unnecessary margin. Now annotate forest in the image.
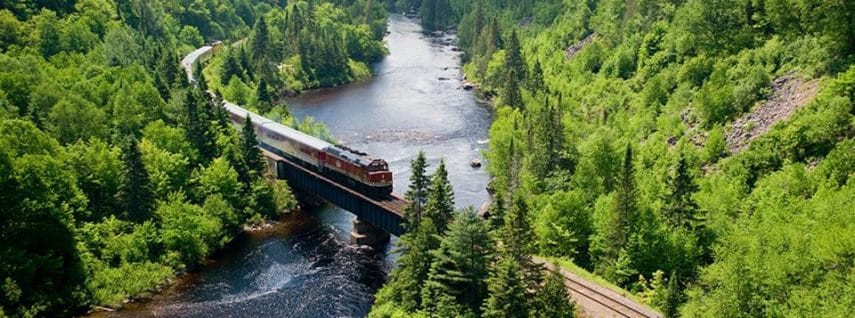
[371,0,855,317]
[0,0,385,316]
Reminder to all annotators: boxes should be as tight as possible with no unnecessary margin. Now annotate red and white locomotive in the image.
[224,102,393,197]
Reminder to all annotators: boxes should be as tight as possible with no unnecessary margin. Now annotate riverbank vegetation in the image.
[376,0,855,316]
[370,152,575,317]
[0,1,321,316]
[202,0,388,108]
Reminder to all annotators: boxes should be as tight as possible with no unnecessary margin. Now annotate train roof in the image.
[223,102,332,151]
[326,145,382,167]
[181,46,213,82]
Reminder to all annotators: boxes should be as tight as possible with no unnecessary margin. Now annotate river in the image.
[108,14,491,318]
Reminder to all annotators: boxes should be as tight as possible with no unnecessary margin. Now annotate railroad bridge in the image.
[183,45,407,245]
[261,148,407,245]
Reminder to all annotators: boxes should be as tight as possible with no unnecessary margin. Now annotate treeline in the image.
[0,1,303,316]
[377,0,854,317]
[369,153,574,318]
[204,0,388,114]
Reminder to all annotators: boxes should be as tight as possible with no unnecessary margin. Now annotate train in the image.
[181,43,394,198]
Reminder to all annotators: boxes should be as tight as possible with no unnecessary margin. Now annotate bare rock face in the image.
[726,73,820,153]
[565,33,596,60]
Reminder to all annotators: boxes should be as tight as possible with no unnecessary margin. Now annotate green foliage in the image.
[424,160,454,233]
[481,258,528,318]
[118,139,155,223]
[0,2,307,315]
[532,269,575,318]
[533,190,591,266]
[445,0,855,315]
[403,151,430,225]
[421,209,493,315]
[156,192,225,268]
[0,120,89,317]
[683,180,855,317]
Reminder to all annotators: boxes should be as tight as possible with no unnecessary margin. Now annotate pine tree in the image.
[488,190,507,231]
[212,93,230,130]
[482,258,529,318]
[502,71,523,109]
[118,139,154,223]
[185,89,216,163]
[502,29,525,109]
[403,151,430,226]
[250,15,270,68]
[240,114,266,177]
[507,136,522,193]
[382,217,440,311]
[613,144,638,246]
[469,0,485,50]
[193,61,208,92]
[664,153,698,229]
[528,59,545,92]
[485,17,503,54]
[421,209,493,314]
[255,78,273,114]
[221,49,243,86]
[425,159,454,233]
[239,47,254,81]
[527,100,569,188]
[664,271,681,318]
[598,144,639,270]
[500,196,541,283]
[533,269,575,318]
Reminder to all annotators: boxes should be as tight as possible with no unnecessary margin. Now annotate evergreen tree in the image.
[153,47,179,100]
[193,61,208,92]
[533,269,575,318]
[419,0,451,31]
[597,144,639,273]
[118,139,154,223]
[212,93,230,130]
[484,17,503,54]
[185,89,216,163]
[403,151,430,225]
[502,29,525,109]
[250,15,270,74]
[527,101,564,185]
[664,153,698,229]
[664,271,681,318]
[240,114,266,177]
[466,0,485,52]
[488,189,507,231]
[507,136,522,194]
[500,195,541,285]
[221,49,243,86]
[239,47,254,81]
[613,144,638,247]
[381,217,440,311]
[255,78,273,114]
[421,209,493,315]
[482,258,529,318]
[528,59,545,92]
[425,159,454,233]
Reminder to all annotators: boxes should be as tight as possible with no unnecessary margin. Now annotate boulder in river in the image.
[470,159,482,168]
[462,83,475,90]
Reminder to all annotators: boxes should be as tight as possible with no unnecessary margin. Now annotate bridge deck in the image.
[261,149,408,236]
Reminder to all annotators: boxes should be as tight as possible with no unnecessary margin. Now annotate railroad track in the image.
[537,259,661,318]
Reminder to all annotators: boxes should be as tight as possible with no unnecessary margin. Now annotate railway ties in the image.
[536,258,662,318]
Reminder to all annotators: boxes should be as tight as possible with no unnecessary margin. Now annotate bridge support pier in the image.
[351,218,390,246]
